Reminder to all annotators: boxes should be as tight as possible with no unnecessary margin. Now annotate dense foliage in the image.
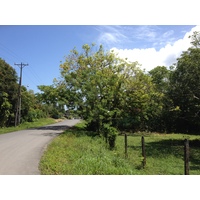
[0,58,18,126]
[169,47,200,133]
[148,31,200,133]
[59,44,161,134]
[0,59,62,127]
[54,31,200,138]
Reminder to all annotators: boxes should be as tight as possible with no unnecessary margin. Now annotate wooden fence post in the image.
[141,136,146,168]
[125,133,128,158]
[184,139,189,175]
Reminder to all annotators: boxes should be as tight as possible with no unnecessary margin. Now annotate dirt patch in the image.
[54,119,65,123]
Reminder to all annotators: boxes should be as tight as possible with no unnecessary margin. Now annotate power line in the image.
[0,41,43,90]
[26,64,44,84]
[0,41,27,63]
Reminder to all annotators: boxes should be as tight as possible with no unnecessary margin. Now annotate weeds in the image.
[39,122,200,175]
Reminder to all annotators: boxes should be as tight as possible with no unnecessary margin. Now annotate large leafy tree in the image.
[37,82,66,119]
[37,84,59,105]
[0,58,49,126]
[59,44,161,132]
[0,58,18,126]
[169,31,200,133]
[148,66,171,93]
[60,44,135,132]
[20,87,47,122]
[148,66,174,132]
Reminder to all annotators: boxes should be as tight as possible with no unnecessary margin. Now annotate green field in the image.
[39,122,200,175]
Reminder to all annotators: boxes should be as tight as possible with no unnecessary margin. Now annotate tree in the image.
[59,44,162,137]
[37,84,58,105]
[148,66,170,93]
[189,31,200,48]
[37,82,66,119]
[60,44,137,130]
[169,31,200,133]
[0,92,12,127]
[0,58,18,126]
[148,66,174,132]
[19,87,47,122]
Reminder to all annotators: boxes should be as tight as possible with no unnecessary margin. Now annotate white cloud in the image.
[133,26,158,41]
[99,33,119,43]
[111,26,200,72]
[163,30,174,38]
[96,26,128,47]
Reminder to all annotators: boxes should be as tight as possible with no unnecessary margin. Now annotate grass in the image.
[0,118,57,135]
[39,122,200,175]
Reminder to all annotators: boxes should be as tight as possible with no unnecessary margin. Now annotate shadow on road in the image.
[30,125,70,131]
[29,125,72,137]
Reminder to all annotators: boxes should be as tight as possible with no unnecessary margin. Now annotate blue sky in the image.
[0,25,199,93]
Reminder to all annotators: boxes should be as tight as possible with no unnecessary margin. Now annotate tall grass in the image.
[39,123,200,175]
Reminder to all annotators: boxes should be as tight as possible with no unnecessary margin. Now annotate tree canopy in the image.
[59,44,162,133]
[169,44,200,132]
[0,58,18,126]
[0,59,53,126]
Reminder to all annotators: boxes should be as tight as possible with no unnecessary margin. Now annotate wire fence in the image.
[122,134,200,175]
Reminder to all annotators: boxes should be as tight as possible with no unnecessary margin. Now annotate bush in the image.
[102,124,118,150]
[25,108,47,122]
[50,108,64,119]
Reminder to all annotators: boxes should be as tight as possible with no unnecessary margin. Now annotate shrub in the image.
[50,107,64,119]
[25,108,47,122]
[102,124,118,150]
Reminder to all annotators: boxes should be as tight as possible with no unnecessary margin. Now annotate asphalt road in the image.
[0,119,80,175]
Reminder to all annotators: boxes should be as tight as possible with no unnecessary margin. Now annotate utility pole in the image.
[14,62,28,127]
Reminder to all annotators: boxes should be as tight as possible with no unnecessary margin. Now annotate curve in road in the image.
[0,119,80,175]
